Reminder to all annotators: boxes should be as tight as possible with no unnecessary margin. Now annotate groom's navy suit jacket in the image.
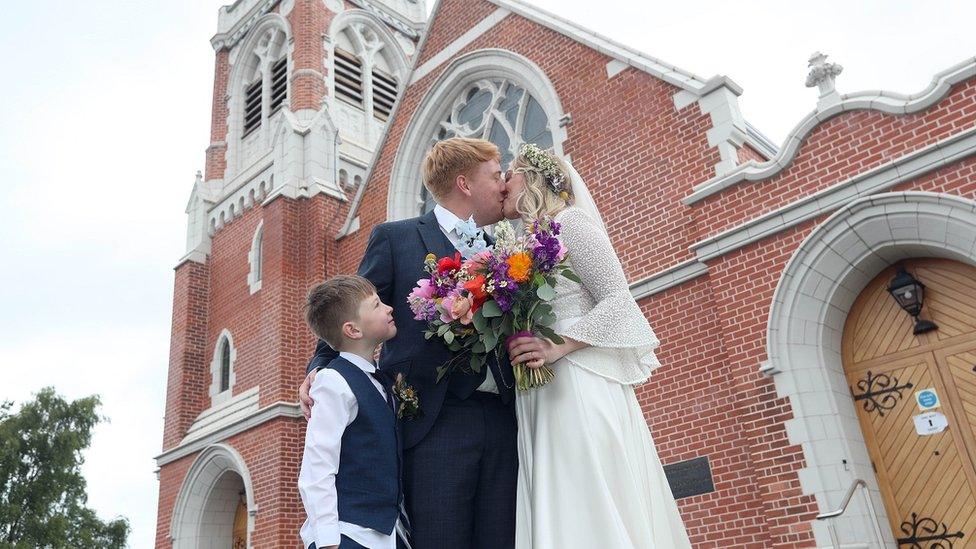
[307,210,515,449]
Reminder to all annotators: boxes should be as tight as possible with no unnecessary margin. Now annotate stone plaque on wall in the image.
[663,456,715,500]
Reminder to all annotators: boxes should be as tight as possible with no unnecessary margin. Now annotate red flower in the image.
[437,252,463,274]
[463,275,488,312]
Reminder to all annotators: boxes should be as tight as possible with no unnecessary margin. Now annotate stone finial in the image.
[805,52,843,98]
[195,170,203,184]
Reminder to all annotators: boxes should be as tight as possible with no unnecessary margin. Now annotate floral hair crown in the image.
[518,143,569,199]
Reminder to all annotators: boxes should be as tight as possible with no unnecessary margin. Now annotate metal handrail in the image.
[815,479,888,548]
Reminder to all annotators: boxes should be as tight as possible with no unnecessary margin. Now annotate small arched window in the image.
[219,341,231,393]
[247,221,264,294]
[210,330,237,406]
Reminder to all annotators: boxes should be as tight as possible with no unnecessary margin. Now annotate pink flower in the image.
[409,278,434,301]
[462,250,493,275]
[450,295,475,325]
[438,291,458,324]
[556,241,568,262]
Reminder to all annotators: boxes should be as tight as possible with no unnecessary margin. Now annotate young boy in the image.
[298,275,403,549]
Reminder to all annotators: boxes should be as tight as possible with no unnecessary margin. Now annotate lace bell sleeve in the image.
[556,208,661,381]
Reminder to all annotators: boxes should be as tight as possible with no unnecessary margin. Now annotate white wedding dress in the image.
[515,206,692,548]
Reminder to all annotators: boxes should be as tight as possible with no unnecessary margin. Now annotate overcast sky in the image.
[2,1,974,547]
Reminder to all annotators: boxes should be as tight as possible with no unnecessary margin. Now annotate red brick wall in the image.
[414,0,499,67]
[288,0,331,111]
[162,260,210,450]
[693,78,976,239]
[737,143,767,164]
[154,454,193,547]
[206,49,230,181]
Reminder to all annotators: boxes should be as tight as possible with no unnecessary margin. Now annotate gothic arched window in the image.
[420,79,554,214]
[210,330,237,406]
[332,22,403,122]
[247,221,264,294]
[219,341,231,393]
[240,29,289,137]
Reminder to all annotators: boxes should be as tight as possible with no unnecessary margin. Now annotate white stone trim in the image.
[630,259,709,300]
[385,48,569,221]
[765,192,976,548]
[209,330,238,407]
[744,121,778,159]
[247,221,264,294]
[208,153,273,236]
[182,387,260,446]
[489,0,711,93]
[156,401,303,467]
[689,124,976,262]
[408,7,510,85]
[605,59,628,79]
[684,56,976,204]
[213,0,284,50]
[176,249,209,268]
[169,443,256,549]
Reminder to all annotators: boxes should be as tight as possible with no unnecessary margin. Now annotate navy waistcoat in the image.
[328,357,400,535]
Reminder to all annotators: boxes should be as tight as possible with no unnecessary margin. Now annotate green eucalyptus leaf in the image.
[472,310,488,332]
[536,283,556,301]
[482,300,503,318]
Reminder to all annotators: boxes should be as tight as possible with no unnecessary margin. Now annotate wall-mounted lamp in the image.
[887,267,938,335]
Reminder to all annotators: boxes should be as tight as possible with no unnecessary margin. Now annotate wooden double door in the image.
[843,259,976,546]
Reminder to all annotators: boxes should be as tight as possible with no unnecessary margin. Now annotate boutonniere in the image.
[392,373,422,420]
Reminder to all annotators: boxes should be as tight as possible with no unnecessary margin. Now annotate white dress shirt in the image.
[299,351,398,549]
[432,204,498,394]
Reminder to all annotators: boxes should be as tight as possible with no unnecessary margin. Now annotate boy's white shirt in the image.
[298,351,397,549]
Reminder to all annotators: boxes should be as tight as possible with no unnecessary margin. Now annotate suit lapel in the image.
[417,209,456,258]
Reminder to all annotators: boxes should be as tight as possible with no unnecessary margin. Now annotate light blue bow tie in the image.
[454,218,489,258]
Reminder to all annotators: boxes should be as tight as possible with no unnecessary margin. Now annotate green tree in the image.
[0,388,129,548]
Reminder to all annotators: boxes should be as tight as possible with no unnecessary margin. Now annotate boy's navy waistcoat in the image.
[328,357,401,535]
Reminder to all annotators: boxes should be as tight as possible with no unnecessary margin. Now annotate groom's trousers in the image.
[403,391,518,549]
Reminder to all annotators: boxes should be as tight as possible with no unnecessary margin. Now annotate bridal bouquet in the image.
[407,218,580,390]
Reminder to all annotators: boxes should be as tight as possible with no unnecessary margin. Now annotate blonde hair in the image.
[512,151,573,221]
[304,275,376,348]
[422,137,501,201]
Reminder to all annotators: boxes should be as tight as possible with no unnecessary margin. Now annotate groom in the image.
[300,137,517,548]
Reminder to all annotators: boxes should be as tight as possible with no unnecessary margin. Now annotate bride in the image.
[503,144,692,548]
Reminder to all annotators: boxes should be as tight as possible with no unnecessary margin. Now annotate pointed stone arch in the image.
[387,48,569,220]
[169,443,255,549]
[765,191,976,546]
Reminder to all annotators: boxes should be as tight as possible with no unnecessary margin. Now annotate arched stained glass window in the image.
[421,79,554,214]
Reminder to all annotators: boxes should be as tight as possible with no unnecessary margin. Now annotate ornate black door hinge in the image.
[897,513,964,547]
[851,371,914,417]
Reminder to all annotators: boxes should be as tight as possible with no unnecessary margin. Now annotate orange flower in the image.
[506,252,532,282]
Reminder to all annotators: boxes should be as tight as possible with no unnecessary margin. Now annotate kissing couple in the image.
[299,137,692,549]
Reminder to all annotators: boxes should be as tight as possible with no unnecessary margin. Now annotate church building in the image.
[155,0,976,546]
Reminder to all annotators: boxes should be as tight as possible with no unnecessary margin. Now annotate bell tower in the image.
[155,1,423,547]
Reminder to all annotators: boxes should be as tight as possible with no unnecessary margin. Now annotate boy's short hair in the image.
[305,275,376,348]
[422,137,500,201]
